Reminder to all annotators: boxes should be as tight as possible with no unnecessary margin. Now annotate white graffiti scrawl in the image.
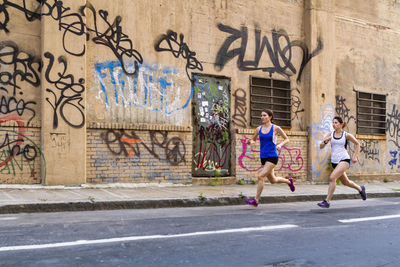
[311,104,335,178]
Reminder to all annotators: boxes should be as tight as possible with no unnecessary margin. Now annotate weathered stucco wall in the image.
[1,0,399,185]
[334,0,400,179]
[86,0,308,129]
[0,1,42,183]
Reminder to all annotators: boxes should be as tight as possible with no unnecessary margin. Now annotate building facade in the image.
[1,0,399,185]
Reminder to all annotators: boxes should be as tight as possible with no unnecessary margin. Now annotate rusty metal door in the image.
[192,74,231,177]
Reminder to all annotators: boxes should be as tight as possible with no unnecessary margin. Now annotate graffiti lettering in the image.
[44,52,85,129]
[0,131,37,166]
[95,61,191,117]
[387,104,400,149]
[100,130,186,166]
[0,117,44,180]
[82,3,143,75]
[1,1,142,76]
[0,0,41,33]
[194,125,230,172]
[154,30,203,82]
[238,136,303,172]
[0,96,36,126]
[388,150,400,170]
[215,24,323,82]
[0,40,41,96]
[311,104,335,178]
[335,95,355,126]
[232,88,247,128]
[291,88,304,130]
[359,140,380,163]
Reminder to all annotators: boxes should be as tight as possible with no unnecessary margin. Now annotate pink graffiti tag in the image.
[238,136,303,172]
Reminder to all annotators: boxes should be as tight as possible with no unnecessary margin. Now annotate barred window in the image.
[249,76,291,127]
[356,91,386,135]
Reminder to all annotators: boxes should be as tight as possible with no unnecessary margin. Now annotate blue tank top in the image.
[259,125,278,158]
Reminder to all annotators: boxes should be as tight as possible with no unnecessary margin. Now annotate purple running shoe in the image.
[246,199,259,207]
[288,177,295,192]
[317,200,330,208]
[359,185,367,201]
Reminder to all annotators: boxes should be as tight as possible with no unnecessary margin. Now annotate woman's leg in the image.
[339,172,362,192]
[255,162,275,202]
[267,168,291,185]
[326,161,349,202]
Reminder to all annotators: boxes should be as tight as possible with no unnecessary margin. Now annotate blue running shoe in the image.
[317,200,330,208]
[359,185,367,201]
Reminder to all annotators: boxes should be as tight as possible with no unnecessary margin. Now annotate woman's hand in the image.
[246,139,254,145]
[276,144,282,151]
[352,156,358,164]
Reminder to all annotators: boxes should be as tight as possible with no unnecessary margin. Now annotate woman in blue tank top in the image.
[246,109,295,207]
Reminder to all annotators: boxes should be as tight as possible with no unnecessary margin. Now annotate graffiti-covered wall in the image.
[334,0,400,180]
[83,0,312,184]
[236,130,308,182]
[87,128,191,183]
[1,0,400,185]
[0,0,42,184]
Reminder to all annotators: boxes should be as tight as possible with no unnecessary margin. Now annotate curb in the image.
[0,192,399,214]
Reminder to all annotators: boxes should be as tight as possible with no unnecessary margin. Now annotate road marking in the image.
[0,224,298,252]
[339,214,400,223]
[0,217,17,221]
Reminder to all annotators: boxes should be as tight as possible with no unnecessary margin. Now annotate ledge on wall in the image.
[347,173,400,183]
[87,122,192,132]
[236,128,308,136]
[356,134,386,140]
[192,177,237,185]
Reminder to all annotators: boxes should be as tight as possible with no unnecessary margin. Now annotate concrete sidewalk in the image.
[0,182,399,214]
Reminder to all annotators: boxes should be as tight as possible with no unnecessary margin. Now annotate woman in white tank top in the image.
[317,116,367,208]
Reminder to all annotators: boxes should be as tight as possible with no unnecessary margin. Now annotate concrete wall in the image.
[334,0,400,180]
[0,0,399,185]
[0,0,42,184]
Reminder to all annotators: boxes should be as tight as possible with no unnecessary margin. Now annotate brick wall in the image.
[0,126,42,184]
[87,125,192,184]
[235,129,308,183]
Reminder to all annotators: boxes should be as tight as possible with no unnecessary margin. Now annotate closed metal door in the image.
[192,74,231,177]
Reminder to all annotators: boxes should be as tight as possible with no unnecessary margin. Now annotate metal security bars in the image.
[356,91,386,135]
[250,76,291,127]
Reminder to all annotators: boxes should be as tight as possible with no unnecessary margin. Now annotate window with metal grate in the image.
[356,91,386,135]
[249,76,291,128]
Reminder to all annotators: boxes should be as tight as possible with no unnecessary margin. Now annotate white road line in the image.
[0,224,298,252]
[339,214,400,223]
[0,217,17,221]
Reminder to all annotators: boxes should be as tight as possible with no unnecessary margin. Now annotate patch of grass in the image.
[237,179,245,185]
[383,177,390,183]
[392,189,400,191]
[251,180,256,185]
[88,196,95,203]
[239,192,245,199]
[198,193,205,201]
[210,177,222,186]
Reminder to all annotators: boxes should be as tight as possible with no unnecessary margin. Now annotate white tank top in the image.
[330,131,350,164]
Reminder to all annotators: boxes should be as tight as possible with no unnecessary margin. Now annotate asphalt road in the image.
[0,198,399,267]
